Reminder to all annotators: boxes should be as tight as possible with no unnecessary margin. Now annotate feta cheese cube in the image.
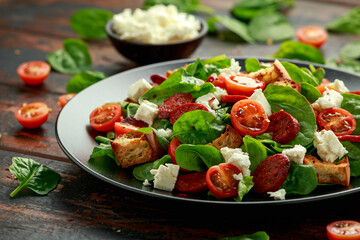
[220,147,251,176]
[134,100,159,126]
[282,145,307,165]
[249,88,272,116]
[143,179,151,186]
[268,189,286,200]
[213,86,228,102]
[128,78,152,102]
[314,130,348,162]
[219,58,241,76]
[312,88,343,112]
[150,163,180,192]
[195,93,220,110]
[328,79,349,93]
[233,172,244,181]
[157,128,173,138]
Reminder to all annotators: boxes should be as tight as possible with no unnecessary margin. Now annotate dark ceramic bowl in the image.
[105,16,208,65]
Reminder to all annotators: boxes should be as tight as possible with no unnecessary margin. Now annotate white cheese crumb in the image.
[157,128,173,138]
[134,100,159,126]
[248,88,272,116]
[314,130,348,162]
[328,79,349,93]
[128,78,152,102]
[282,145,307,165]
[219,58,241,76]
[150,163,180,192]
[220,147,251,176]
[195,93,221,110]
[268,189,286,200]
[213,87,228,102]
[312,88,343,112]
[233,172,244,181]
[143,179,151,186]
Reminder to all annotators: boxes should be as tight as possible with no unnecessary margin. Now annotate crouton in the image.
[111,131,165,168]
[272,77,301,93]
[303,155,350,186]
[208,125,243,150]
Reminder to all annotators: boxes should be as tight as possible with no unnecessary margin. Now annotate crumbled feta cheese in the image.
[314,130,348,162]
[219,58,241,75]
[128,78,152,102]
[157,128,173,138]
[282,145,307,165]
[220,147,251,176]
[134,100,159,126]
[181,76,205,86]
[328,79,349,93]
[143,179,151,186]
[312,88,343,112]
[195,93,221,110]
[249,88,272,116]
[112,5,201,44]
[233,172,244,181]
[150,163,180,192]
[213,86,228,102]
[268,189,286,200]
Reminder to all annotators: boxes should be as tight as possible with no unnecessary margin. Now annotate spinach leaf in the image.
[90,143,118,165]
[326,57,360,74]
[272,40,325,64]
[175,144,224,172]
[9,157,61,197]
[140,69,215,105]
[248,10,294,43]
[309,65,325,84]
[152,118,173,130]
[66,70,107,93]
[47,38,92,74]
[137,127,170,150]
[255,134,293,153]
[340,41,360,60]
[341,93,360,135]
[172,110,226,145]
[241,135,267,173]
[142,0,213,14]
[220,231,270,240]
[281,162,318,195]
[264,84,317,146]
[341,141,360,177]
[327,7,360,34]
[300,82,322,103]
[234,176,254,202]
[281,61,320,86]
[245,58,266,72]
[70,8,113,39]
[132,155,173,181]
[186,55,231,79]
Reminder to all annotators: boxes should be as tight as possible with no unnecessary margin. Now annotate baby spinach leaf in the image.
[327,7,360,34]
[152,118,172,131]
[66,70,107,93]
[272,40,325,64]
[341,141,360,177]
[264,84,317,147]
[281,162,318,195]
[142,0,213,14]
[70,8,113,39]
[220,231,270,240]
[241,135,268,173]
[132,155,173,181]
[9,157,61,197]
[90,143,118,164]
[137,127,170,150]
[234,176,254,202]
[248,10,294,43]
[340,41,360,60]
[300,82,322,103]
[326,57,360,74]
[172,110,226,145]
[186,55,231,80]
[281,61,320,86]
[341,93,360,135]
[175,144,224,172]
[47,38,92,74]
[245,58,266,72]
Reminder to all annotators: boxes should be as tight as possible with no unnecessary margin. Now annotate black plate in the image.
[56,57,360,206]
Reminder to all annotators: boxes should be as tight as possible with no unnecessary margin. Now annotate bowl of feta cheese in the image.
[106,4,208,65]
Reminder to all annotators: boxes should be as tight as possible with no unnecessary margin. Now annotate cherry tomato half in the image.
[58,93,76,108]
[327,220,360,240]
[114,122,138,135]
[296,26,328,48]
[230,99,269,137]
[89,103,122,132]
[206,73,226,89]
[317,107,356,136]
[224,74,265,96]
[315,85,338,95]
[15,102,50,129]
[17,61,51,85]
[206,163,241,198]
[168,137,182,165]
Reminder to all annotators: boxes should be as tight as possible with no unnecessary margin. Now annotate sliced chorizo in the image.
[174,171,208,193]
[170,103,209,124]
[267,110,300,144]
[158,92,193,119]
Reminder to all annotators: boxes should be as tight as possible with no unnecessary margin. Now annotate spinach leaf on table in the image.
[340,41,360,60]
[326,57,360,74]
[47,38,92,74]
[70,8,113,39]
[327,7,360,35]
[341,93,360,135]
[9,157,61,197]
[220,231,270,240]
[66,70,107,93]
[142,0,213,14]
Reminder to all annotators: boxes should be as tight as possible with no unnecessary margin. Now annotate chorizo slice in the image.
[170,103,209,124]
[158,92,193,119]
[267,110,300,144]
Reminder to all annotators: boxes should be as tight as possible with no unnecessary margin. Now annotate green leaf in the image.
[244,58,266,72]
[66,70,107,93]
[142,0,213,14]
[70,8,113,39]
[300,82,322,103]
[175,144,224,172]
[132,155,173,182]
[248,10,295,43]
[9,157,60,197]
[47,38,92,74]
[272,40,325,64]
[327,7,360,34]
[341,141,360,177]
[281,61,320,86]
[234,176,254,202]
[241,135,267,173]
[326,57,360,74]
[220,231,270,240]
[340,41,360,60]
[341,93,360,135]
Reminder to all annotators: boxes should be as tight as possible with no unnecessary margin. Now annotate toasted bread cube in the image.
[208,125,243,150]
[272,77,301,93]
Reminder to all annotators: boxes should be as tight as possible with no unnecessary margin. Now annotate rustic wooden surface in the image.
[1,0,360,239]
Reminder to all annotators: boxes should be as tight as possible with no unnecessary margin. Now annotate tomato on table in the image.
[327,220,360,240]
[296,26,328,48]
[17,61,51,85]
[15,102,50,129]
[58,93,76,107]
[317,107,356,136]
[206,163,241,198]
[230,99,269,137]
[224,74,265,96]
[89,103,122,132]
[114,122,138,135]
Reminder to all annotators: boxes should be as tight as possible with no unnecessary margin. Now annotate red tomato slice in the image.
[206,73,226,89]
[296,26,328,48]
[168,137,182,165]
[89,103,122,132]
[315,85,338,95]
[337,135,360,142]
[327,220,360,240]
[224,74,265,96]
[114,122,138,135]
[206,163,241,199]
[221,95,248,103]
[317,107,356,136]
[174,171,208,193]
[17,61,51,85]
[230,99,269,137]
[349,91,360,96]
[58,93,76,108]
[15,102,50,129]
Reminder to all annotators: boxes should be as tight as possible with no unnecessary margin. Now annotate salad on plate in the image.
[88,55,360,202]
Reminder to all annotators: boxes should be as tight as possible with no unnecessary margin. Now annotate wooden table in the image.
[1,0,360,239]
